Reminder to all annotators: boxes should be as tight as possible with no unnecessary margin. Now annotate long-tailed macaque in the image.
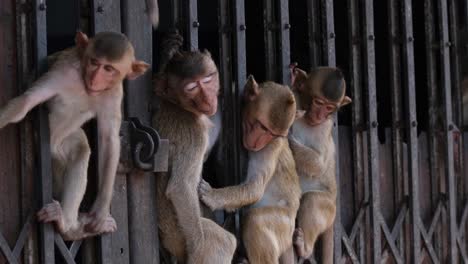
[0,31,149,240]
[152,35,236,263]
[288,66,351,262]
[199,76,301,264]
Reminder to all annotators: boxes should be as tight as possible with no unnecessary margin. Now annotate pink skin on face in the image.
[243,118,281,152]
[84,57,121,96]
[305,97,338,126]
[183,72,219,116]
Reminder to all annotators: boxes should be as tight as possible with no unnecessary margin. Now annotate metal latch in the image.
[120,117,168,172]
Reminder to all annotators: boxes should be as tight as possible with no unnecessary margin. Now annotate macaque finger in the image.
[198,179,213,194]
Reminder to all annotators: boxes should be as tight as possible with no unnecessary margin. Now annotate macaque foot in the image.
[294,228,308,258]
[37,200,65,231]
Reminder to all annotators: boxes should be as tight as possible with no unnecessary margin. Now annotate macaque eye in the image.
[325,105,336,112]
[258,121,268,132]
[184,82,198,92]
[313,99,325,106]
[104,65,115,73]
[201,75,213,84]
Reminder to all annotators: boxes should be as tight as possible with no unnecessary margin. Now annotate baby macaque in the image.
[152,34,236,263]
[199,76,301,264]
[0,31,149,240]
[288,65,351,262]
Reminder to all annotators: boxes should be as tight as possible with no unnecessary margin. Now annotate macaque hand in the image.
[198,179,222,211]
[85,206,117,234]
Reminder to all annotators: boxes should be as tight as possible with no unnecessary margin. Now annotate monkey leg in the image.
[38,129,116,240]
[294,192,336,259]
[188,218,237,264]
[243,207,296,264]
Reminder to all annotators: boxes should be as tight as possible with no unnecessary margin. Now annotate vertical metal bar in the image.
[387,1,408,258]
[90,1,122,263]
[362,0,381,262]
[320,0,341,262]
[277,0,290,84]
[122,0,159,263]
[321,0,335,67]
[437,0,458,262]
[233,0,247,184]
[263,0,276,80]
[33,0,55,263]
[448,1,462,127]
[448,0,464,207]
[307,0,321,68]
[218,0,237,240]
[424,0,444,258]
[401,1,421,263]
[187,0,198,51]
[218,0,233,191]
[348,0,366,261]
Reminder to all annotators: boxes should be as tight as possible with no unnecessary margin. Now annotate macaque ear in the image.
[340,96,352,107]
[75,31,89,51]
[127,61,150,80]
[291,67,308,92]
[295,110,306,120]
[244,75,259,101]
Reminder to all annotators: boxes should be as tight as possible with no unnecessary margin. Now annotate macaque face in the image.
[84,56,124,95]
[305,95,340,126]
[242,79,295,152]
[293,67,350,126]
[170,58,219,116]
[242,112,285,152]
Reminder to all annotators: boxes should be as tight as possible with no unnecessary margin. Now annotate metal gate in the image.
[0,0,467,263]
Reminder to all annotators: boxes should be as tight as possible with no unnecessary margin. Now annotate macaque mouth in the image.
[192,100,216,115]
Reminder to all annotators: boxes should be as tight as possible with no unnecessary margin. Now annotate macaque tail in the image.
[146,0,159,28]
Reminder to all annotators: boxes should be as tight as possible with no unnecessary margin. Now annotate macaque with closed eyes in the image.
[152,35,236,263]
[288,65,351,263]
[199,76,301,264]
[0,31,149,240]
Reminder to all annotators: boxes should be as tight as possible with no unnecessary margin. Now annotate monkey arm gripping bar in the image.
[119,117,168,173]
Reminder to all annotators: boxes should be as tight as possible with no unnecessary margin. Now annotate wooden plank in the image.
[122,0,159,263]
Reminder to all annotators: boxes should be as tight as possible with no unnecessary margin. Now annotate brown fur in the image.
[287,66,351,262]
[153,48,236,263]
[0,32,149,240]
[199,78,300,264]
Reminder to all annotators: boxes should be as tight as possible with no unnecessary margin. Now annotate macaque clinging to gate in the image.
[199,76,301,264]
[152,33,236,263]
[288,65,351,262]
[0,31,149,240]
